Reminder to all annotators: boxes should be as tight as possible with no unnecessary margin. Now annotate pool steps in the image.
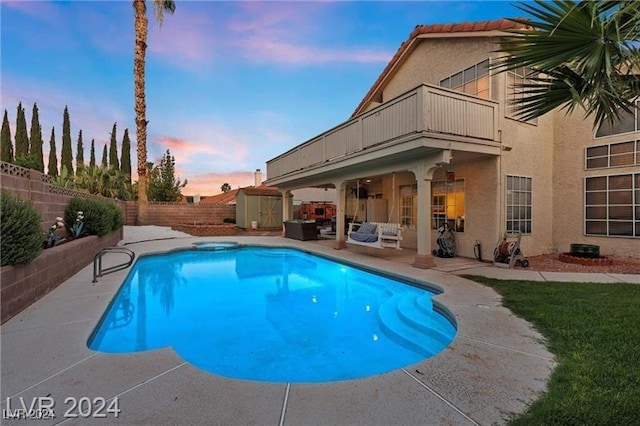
[378,293,454,357]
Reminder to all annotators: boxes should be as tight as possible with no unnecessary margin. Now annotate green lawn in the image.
[463,276,640,425]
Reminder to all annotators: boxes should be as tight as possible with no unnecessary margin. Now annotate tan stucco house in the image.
[265,19,640,268]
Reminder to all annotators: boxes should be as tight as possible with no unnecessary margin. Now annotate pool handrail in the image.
[93,247,135,283]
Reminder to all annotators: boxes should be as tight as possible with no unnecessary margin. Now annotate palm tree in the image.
[221,182,232,193]
[134,0,175,223]
[495,0,640,128]
[75,166,133,200]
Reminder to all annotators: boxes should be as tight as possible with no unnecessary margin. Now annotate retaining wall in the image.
[171,224,238,237]
[0,228,122,324]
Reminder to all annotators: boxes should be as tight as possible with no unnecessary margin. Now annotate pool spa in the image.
[89,245,456,383]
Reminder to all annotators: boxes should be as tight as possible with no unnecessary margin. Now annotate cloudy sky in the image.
[2,0,521,195]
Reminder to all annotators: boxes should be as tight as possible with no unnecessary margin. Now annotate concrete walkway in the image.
[1,227,637,425]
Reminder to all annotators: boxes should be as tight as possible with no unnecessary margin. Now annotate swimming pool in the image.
[89,246,456,383]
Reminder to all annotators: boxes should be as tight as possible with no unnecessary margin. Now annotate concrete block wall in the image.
[0,162,127,229]
[0,160,238,231]
[171,224,238,236]
[123,201,137,225]
[144,202,236,227]
[0,228,122,324]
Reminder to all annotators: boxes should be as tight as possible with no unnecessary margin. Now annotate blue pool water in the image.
[89,246,456,383]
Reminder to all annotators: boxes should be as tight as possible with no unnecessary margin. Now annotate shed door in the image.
[260,196,281,228]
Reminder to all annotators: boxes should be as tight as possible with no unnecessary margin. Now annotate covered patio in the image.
[266,84,503,268]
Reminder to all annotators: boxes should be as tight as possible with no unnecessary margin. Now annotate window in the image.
[506,67,538,124]
[399,184,417,228]
[586,141,639,169]
[585,173,639,237]
[431,179,465,232]
[440,59,490,99]
[595,102,639,137]
[506,176,532,234]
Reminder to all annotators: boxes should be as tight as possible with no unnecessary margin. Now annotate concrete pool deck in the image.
[2,227,635,425]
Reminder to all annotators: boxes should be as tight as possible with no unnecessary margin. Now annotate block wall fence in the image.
[142,202,236,227]
[0,162,128,228]
[1,162,237,228]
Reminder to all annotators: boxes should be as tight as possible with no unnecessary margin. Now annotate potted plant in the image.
[284,220,318,241]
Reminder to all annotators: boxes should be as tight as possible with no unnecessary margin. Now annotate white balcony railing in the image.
[267,84,499,181]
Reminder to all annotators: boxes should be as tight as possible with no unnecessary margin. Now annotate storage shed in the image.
[236,186,292,229]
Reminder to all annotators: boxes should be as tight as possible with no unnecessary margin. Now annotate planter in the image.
[284,221,318,241]
[172,223,238,237]
[559,253,613,266]
[1,228,122,324]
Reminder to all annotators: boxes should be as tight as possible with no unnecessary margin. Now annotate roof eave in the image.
[351,22,525,118]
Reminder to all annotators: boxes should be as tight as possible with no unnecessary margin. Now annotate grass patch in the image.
[463,276,640,425]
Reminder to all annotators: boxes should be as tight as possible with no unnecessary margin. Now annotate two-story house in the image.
[265,19,639,268]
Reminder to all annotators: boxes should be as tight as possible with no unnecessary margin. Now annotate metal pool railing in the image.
[93,247,135,283]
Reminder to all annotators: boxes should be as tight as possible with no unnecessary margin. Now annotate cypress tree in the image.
[1,110,13,163]
[29,103,44,172]
[120,128,131,181]
[60,106,73,175]
[101,144,108,167]
[109,122,119,169]
[48,127,58,176]
[14,102,29,159]
[76,130,84,172]
[89,139,96,168]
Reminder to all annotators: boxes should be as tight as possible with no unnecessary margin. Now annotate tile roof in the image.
[200,188,240,204]
[351,18,529,117]
[200,185,282,204]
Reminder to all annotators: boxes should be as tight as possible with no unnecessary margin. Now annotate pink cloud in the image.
[155,135,249,164]
[226,2,390,65]
[148,8,222,67]
[184,171,256,196]
[159,136,199,151]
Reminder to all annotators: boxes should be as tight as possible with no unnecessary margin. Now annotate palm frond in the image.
[493,0,639,128]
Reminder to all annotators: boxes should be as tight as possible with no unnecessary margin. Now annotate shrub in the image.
[0,191,43,266]
[104,201,124,231]
[14,154,41,171]
[223,218,236,224]
[64,198,107,237]
[64,197,124,237]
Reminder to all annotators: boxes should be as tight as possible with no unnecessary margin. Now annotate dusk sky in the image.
[2,1,523,195]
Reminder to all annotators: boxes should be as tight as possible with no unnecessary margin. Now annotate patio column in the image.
[414,176,436,268]
[333,180,347,249]
[280,189,291,237]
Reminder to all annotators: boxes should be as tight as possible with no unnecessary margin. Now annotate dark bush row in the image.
[0,194,124,267]
[64,197,124,237]
[0,191,43,266]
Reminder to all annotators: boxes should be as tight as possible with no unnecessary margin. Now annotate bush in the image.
[64,197,123,237]
[14,154,41,171]
[0,191,43,266]
[223,218,236,224]
[104,201,124,231]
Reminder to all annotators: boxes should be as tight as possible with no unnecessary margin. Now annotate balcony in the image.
[266,84,500,186]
